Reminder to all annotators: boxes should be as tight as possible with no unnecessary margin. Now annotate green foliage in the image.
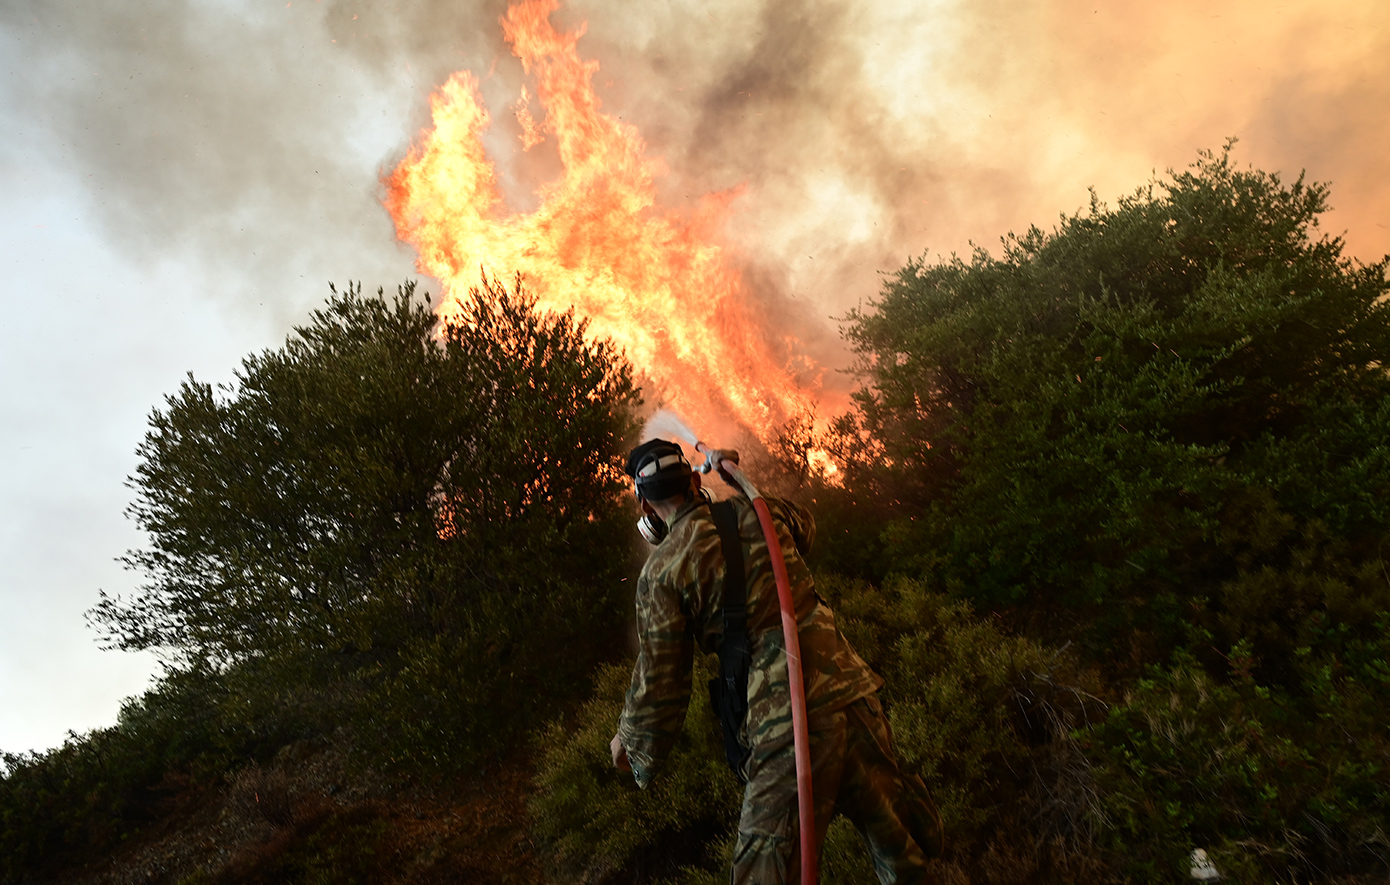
[91,275,641,770]
[831,144,1390,631]
[825,575,1104,855]
[1088,642,1390,882]
[825,145,1390,880]
[1189,487,1390,688]
[530,662,743,883]
[15,149,1390,884]
[4,275,641,883]
[849,581,1040,831]
[0,667,266,883]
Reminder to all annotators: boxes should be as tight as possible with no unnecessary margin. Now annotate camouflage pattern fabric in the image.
[617,494,941,882]
[617,494,881,787]
[732,694,943,885]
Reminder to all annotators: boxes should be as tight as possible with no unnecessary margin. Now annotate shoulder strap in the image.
[708,500,752,778]
[710,501,746,636]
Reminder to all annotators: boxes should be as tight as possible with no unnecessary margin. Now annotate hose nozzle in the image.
[694,442,757,499]
[694,441,736,472]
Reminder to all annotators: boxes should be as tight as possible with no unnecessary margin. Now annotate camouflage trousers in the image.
[731,693,944,885]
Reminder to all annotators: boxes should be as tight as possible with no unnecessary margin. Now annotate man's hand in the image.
[704,448,740,488]
[610,733,632,773]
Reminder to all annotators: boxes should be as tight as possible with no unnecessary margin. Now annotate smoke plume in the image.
[4,0,1386,359]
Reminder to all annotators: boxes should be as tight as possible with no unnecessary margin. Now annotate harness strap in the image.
[709,500,752,778]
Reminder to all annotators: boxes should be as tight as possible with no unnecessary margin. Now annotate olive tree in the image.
[93,274,640,765]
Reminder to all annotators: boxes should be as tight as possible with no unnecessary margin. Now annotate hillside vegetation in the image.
[3,147,1388,884]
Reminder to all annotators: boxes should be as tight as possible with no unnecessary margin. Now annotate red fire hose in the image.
[697,443,818,885]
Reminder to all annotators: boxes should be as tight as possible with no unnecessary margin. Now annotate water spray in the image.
[644,410,819,885]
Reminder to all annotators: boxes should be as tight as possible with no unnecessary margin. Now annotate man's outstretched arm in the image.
[613,574,695,787]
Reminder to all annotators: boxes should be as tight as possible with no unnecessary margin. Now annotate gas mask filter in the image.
[637,511,668,545]
[634,487,712,545]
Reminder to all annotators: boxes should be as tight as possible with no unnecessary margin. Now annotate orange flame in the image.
[384,0,817,443]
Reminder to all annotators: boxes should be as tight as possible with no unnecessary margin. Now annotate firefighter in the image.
[611,438,943,884]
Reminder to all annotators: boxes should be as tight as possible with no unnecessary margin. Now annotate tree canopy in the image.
[92,275,640,765]
[831,145,1390,653]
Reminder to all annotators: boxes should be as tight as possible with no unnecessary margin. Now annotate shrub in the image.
[824,146,1390,880]
[530,662,742,883]
[826,575,1109,868]
[0,666,261,883]
[830,145,1390,655]
[1087,642,1390,882]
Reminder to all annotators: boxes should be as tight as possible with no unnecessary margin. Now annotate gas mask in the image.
[637,505,668,545]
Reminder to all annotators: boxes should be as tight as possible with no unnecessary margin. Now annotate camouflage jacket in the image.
[617,493,882,787]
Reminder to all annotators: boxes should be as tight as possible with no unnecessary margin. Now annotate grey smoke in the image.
[4,0,1385,340]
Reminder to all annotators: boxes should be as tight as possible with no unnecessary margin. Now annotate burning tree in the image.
[91,274,640,768]
[385,0,823,445]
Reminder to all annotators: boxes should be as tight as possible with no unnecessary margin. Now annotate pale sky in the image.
[2,0,1386,755]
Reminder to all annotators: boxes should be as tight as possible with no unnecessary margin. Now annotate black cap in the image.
[626,438,693,501]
